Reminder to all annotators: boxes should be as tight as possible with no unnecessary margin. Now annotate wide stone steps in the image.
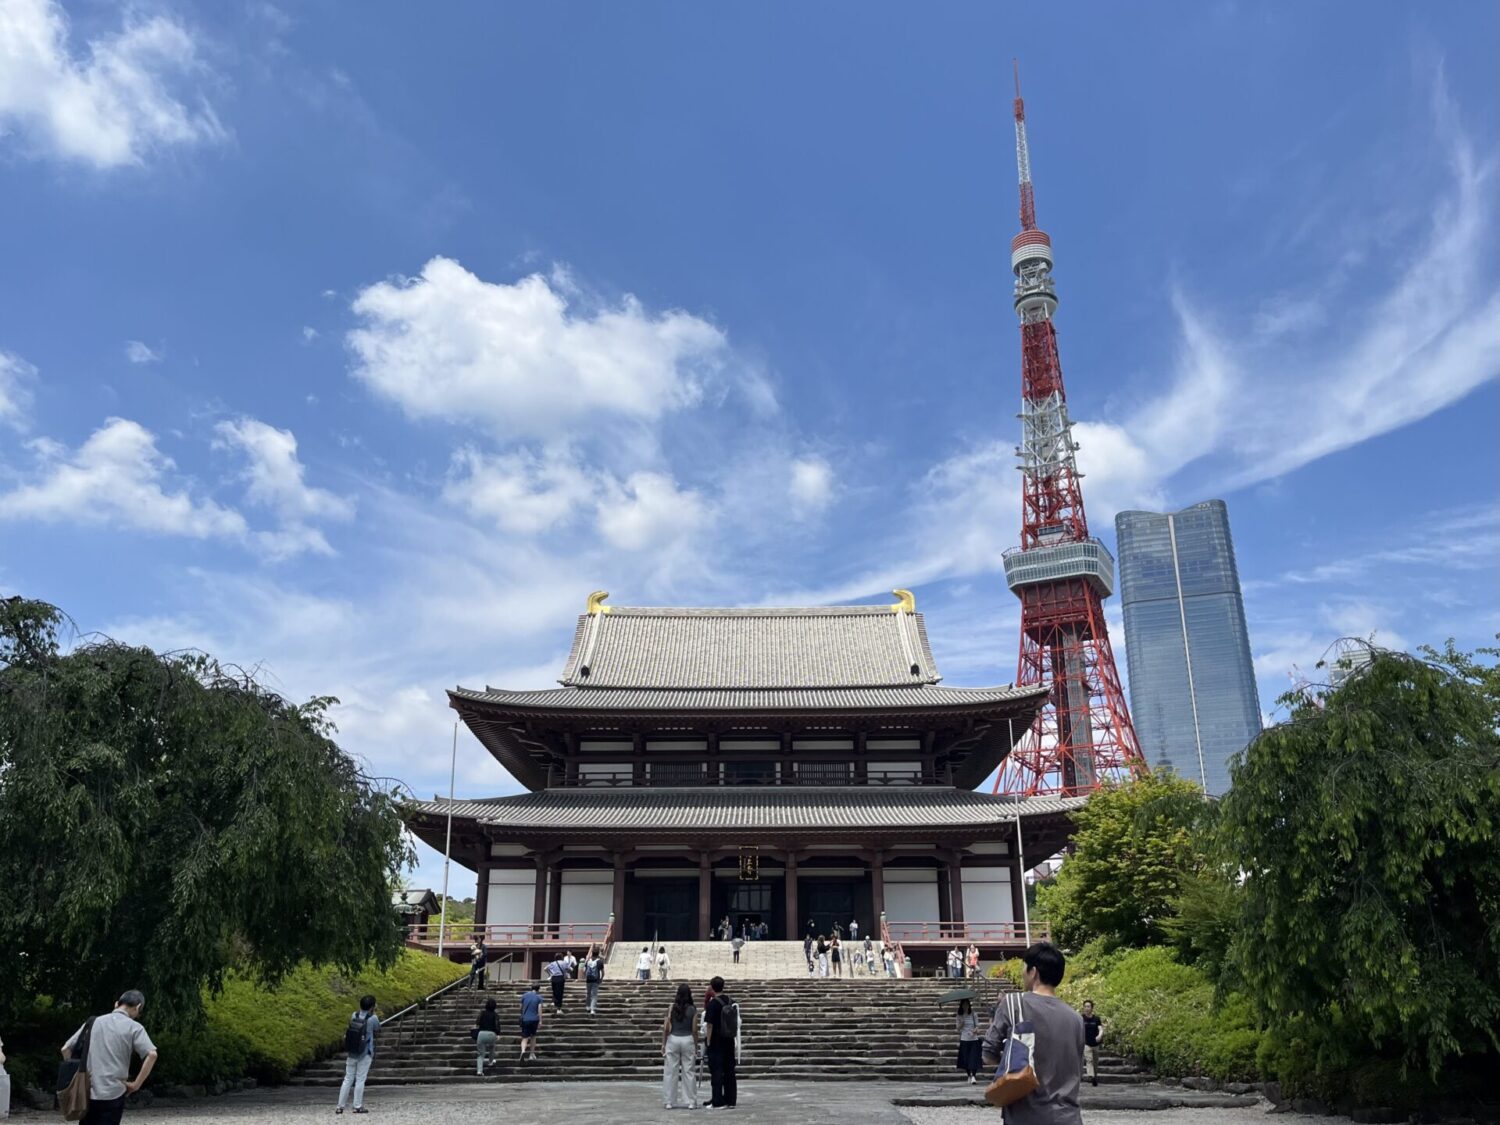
[293,978,1151,1087]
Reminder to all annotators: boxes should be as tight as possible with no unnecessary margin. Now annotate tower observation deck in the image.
[993,66,1146,797]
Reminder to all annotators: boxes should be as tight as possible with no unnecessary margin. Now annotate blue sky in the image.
[2,1,1496,897]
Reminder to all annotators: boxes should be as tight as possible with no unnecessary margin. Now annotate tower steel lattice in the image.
[994,65,1146,797]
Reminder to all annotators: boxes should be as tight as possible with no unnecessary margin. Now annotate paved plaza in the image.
[62,1081,1298,1125]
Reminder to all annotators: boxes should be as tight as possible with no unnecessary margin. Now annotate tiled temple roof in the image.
[452,682,1043,712]
[557,603,942,689]
[406,786,1088,833]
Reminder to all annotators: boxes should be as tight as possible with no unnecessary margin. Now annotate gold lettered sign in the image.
[738,847,759,881]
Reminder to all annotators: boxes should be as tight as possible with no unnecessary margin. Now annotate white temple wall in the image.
[486,868,535,927]
[883,868,940,921]
[961,866,1015,923]
[558,870,613,923]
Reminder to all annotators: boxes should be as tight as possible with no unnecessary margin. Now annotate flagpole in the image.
[438,721,457,956]
[1014,802,1031,945]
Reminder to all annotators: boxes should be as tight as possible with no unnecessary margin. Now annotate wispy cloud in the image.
[0,352,36,429]
[124,340,161,364]
[0,0,226,168]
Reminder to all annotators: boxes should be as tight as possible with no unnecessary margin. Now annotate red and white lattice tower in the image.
[994,66,1146,797]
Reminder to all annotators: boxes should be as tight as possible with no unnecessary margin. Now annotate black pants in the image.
[550,975,565,1008]
[469,964,485,989]
[82,1095,127,1125]
[708,1043,737,1107]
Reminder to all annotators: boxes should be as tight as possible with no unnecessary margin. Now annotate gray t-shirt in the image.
[982,992,1084,1125]
[65,1010,157,1100]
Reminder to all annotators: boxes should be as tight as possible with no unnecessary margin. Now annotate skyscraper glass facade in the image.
[1115,500,1261,796]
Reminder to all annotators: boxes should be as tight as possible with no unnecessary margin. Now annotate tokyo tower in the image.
[994,66,1146,796]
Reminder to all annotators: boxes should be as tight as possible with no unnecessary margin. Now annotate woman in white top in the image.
[954,998,982,1083]
[656,946,671,981]
[636,946,653,981]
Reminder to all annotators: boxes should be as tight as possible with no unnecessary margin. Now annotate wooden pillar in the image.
[1009,848,1026,932]
[532,861,548,928]
[784,852,799,938]
[547,865,563,939]
[871,850,886,925]
[474,857,491,938]
[612,852,628,934]
[698,852,713,939]
[936,865,951,926]
[948,853,966,927]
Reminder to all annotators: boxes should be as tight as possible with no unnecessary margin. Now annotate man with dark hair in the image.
[335,994,379,1115]
[703,975,738,1109]
[1081,1000,1103,1087]
[981,941,1083,1124]
[61,991,158,1125]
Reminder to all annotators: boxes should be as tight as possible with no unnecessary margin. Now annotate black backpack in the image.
[344,1010,372,1055]
[719,997,740,1038]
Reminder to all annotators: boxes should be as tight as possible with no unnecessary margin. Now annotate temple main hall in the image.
[404,591,1081,968]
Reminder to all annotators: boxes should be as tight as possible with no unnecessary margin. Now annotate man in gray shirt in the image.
[61,990,158,1125]
[982,942,1083,1125]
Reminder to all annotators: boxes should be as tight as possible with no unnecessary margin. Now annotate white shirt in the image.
[637,952,653,972]
[64,1011,156,1101]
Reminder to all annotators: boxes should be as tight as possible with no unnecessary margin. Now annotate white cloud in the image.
[347,257,728,440]
[0,417,245,537]
[301,326,319,343]
[788,456,835,514]
[0,351,36,428]
[0,0,225,168]
[124,340,160,364]
[596,470,710,552]
[443,447,596,536]
[213,417,354,558]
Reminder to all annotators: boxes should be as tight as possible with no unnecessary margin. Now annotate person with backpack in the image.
[982,941,1084,1122]
[59,990,158,1125]
[335,994,379,1115]
[657,946,671,981]
[583,946,607,1016]
[703,976,738,1109]
[467,939,488,991]
[474,999,499,1076]
[543,955,570,1014]
[518,985,544,1061]
[659,983,701,1110]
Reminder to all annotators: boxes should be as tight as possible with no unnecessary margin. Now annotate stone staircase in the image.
[291,975,1153,1087]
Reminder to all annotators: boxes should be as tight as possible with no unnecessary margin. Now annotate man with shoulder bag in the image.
[59,991,158,1125]
[981,942,1084,1123]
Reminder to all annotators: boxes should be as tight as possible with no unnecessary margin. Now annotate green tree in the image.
[1036,770,1216,951]
[0,598,413,1026]
[1220,644,1500,1077]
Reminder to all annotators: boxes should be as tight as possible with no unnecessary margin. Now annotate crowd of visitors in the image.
[945,943,983,979]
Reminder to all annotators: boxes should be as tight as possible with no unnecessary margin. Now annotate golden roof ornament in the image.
[891,589,916,614]
[586,590,612,615]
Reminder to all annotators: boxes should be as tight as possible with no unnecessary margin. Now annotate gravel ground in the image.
[20,1082,1306,1125]
[902,1107,1311,1125]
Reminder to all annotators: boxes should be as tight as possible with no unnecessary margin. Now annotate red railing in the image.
[884,920,1048,945]
[405,921,611,948]
[879,915,909,979]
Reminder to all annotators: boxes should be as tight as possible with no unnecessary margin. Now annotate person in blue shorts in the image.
[518,985,545,1061]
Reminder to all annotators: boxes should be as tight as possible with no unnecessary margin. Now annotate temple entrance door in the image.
[802,878,869,939]
[726,879,779,940]
[640,879,698,942]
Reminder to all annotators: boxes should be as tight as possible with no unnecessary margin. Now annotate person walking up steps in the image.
[334,994,378,1115]
[657,946,672,981]
[544,954,569,1014]
[636,946,653,981]
[584,946,607,1016]
[982,941,1084,1123]
[518,984,544,1061]
[704,976,738,1110]
[61,991,158,1125]
[1081,1000,1104,1087]
[660,983,701,1110]
[474,999,499,1076]
[955,998,982,1084]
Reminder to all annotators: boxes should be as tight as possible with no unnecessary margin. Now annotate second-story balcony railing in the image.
[554,768,943,788]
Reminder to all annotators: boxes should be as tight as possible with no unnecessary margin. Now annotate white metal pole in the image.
[1014,803,1031,945]
[438,721,457,956]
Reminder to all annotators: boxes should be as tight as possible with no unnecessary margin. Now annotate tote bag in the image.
[56,1017,95,1122]
[984,992,1039,1108]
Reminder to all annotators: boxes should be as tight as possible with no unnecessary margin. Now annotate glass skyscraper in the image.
[1115,500,1261,796]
